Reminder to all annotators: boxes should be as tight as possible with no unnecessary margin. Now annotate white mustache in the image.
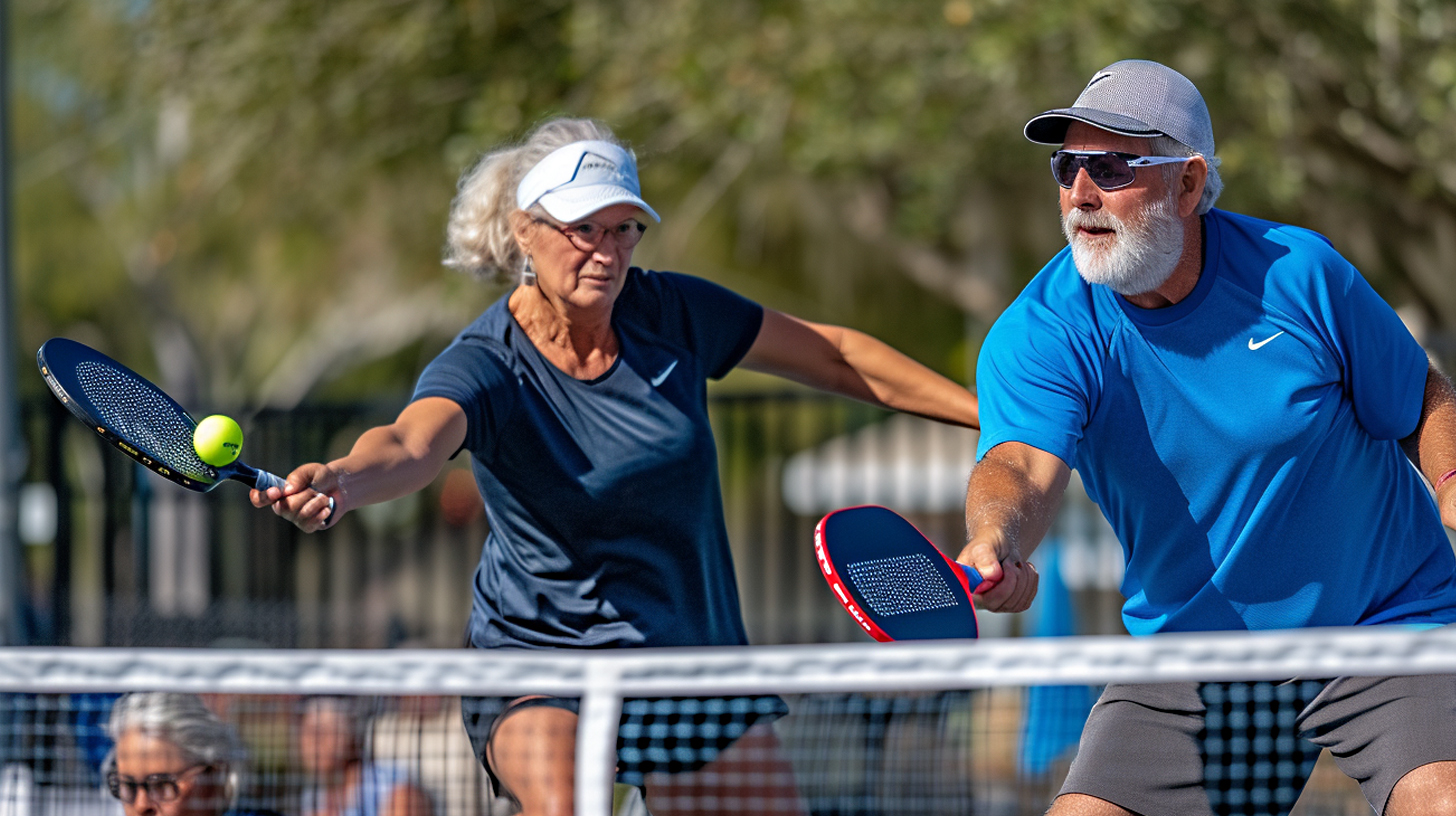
[1065,208,1122,234]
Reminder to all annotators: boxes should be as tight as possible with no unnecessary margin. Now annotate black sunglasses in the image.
[1051,150,1190,191]
[106,765,211,804]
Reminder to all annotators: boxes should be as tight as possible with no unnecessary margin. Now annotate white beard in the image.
[1061,193,1184,296]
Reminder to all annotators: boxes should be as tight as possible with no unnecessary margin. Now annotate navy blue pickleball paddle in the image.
[38,337,291,494]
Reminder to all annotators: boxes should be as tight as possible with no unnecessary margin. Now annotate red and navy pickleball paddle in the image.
[814,505,982,641]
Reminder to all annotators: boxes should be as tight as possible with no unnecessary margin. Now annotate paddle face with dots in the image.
[37,337,289,495]
[814,505,981,641]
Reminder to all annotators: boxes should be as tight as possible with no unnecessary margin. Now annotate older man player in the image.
[961,59,1456,816]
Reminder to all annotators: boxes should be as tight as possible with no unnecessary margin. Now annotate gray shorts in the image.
[1059,675,1456,815]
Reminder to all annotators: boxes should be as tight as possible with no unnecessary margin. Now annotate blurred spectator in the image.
[102,692,261,816]
[367,697,493,816]
[298,698,432,816]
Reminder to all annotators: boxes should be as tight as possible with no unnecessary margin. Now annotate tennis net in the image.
[0,626,1453,816]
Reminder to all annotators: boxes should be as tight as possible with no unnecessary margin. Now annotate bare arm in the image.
[738,308,979,429]
[1400,362,1456,529]
[249,396,468,532]
[957,441,1071,613]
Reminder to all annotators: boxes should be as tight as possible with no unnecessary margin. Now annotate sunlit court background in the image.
[2,1,1456,814]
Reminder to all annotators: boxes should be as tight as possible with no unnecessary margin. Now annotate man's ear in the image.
[1178,156,1209,218]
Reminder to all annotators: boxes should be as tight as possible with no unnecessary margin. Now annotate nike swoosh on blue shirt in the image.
[1248,331,1286,351]
[650,360,678,387]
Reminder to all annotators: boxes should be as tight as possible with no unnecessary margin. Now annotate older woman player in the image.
[254,117,982,816]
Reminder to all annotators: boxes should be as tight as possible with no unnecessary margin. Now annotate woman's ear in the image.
[510,210,536,253]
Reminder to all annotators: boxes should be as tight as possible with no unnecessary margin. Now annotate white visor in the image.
[515,140,661,223]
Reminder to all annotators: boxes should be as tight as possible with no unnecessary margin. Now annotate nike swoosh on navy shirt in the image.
[651,360,678,386]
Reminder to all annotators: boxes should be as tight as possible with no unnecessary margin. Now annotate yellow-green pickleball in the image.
[193,414,243,466]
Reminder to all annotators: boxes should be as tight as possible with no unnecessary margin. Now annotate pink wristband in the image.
[1436,468,1456,493]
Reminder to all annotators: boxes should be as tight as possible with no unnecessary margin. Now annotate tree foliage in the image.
[14,0,1456,410]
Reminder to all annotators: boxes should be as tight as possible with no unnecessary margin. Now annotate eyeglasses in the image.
[545,218,647,252]
[106,765,211,804]
[1051,150,1190,191]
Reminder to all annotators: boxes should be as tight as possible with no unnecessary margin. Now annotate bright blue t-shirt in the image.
[976,208,1456,634]
[412,268,764,649]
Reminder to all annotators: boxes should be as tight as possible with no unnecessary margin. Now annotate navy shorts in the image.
[1059,674,1456,815]
[461,693,789,788]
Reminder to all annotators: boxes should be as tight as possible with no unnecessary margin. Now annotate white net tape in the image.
[3,626,1454,695]
[4,626,1454,816]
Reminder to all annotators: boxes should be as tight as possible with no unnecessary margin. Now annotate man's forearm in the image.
[957,441,1070,613]
[963,442,1070,563]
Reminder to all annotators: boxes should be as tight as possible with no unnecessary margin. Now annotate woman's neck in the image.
[509,285,619,380]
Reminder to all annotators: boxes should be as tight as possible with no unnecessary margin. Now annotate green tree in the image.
[14,0,1456,413]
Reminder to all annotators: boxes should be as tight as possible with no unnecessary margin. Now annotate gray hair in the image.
[1149,134,1223,214]
[443,117,629,283]
[101,692,247,809]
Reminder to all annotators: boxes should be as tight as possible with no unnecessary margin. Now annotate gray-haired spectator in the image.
[101,693,248,816]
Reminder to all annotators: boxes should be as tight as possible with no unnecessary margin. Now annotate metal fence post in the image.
[0,0,29,646]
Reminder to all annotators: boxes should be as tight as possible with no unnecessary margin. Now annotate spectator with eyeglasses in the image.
[253,115,979,815]
[102,693,261,816]
[960,59,1456,816]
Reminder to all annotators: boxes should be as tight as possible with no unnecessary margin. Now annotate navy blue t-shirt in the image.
[412,268,764,649]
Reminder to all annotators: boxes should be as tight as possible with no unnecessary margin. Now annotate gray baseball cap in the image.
[1024,60,1214,156]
